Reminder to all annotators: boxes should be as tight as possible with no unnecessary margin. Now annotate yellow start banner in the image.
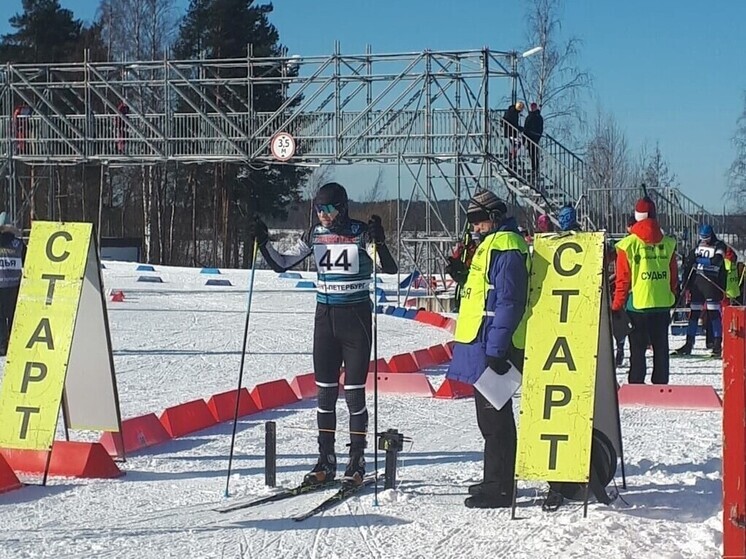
[0,222,92,450]
[515,232,605,482]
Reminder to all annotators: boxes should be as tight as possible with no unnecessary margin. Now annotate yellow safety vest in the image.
[725,258,740,299]
[615,234,676,310]
[453,231,530,349]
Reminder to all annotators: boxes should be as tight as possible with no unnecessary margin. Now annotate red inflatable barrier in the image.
[366,372,434,396]
[442,318,457,333]
[368,358,391,374]
[413,348,436,369]
[0,454,21,494]
[444,341,455,358]
[159,399,217,438]
[387,353,419,374]
[617,384,722,410]
[434,379,474,399]
[207,388,259,422]
[428,344,451,364]
[251,379,300,410]
[414,310,448,329]
[1,442,123,478]
[100,413,172,456]
[290,373,317,400]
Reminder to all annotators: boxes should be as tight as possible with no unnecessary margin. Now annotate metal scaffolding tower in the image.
[0,46,717,295]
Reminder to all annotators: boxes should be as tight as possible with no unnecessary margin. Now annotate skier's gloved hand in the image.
[445,256,468,287]
[249,217,270,246]
[486,356,511,375]
[368,215,385,245]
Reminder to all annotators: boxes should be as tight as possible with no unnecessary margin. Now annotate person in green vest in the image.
[724,247,741,304]
[445,189,530,509]
[611,197,678,384]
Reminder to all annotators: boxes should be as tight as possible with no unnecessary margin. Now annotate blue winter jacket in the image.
[446,217,529,384]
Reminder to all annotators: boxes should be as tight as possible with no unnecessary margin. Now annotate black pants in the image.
[313,301,372,456]
[628,310,670,384]
[0,286,19,351]
[474,346,523,493]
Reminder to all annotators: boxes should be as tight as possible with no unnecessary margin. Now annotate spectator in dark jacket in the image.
[503,102,524,172]
[523,103,544,185]
[446,189,530,509]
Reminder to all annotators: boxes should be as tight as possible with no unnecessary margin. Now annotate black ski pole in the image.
[372,243,380,506]
[225,238,259,497]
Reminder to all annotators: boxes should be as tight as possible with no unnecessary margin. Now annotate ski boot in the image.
[341,452,366,487]
[711,337,722,358]
[303,454,336,487]
[672,336,695,356]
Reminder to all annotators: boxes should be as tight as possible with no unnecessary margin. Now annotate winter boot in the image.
[468,481,504,496]
[465,490,512,509]
[711,337,722,358]
[541,489,565,512]
[303,453,337,486]
[672,336,695,356]
[342,451,366,487]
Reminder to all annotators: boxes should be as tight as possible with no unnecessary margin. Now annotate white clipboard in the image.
[473,363,522,410]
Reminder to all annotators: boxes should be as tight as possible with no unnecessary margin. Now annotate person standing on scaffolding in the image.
[251,182,397,487]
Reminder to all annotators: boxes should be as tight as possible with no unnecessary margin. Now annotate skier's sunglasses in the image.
[314,203,339,215]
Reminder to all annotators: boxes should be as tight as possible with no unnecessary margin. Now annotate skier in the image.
[251,182,397,487]
[445,189,530,509]
[0,212,25,355]
[673,224,727,358]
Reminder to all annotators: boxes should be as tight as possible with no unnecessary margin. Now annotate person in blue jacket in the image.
[251,182,397,488]
[445,189,530,508]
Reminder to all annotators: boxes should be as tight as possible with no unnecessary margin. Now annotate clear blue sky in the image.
[1,0,744,213]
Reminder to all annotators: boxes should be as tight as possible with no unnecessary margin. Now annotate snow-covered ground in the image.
[0,262,724,559]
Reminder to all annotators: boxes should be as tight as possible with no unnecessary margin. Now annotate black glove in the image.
[445,256,468,286]
[368,215,385,245]
[249,217,269,246]
[486,356,511,375]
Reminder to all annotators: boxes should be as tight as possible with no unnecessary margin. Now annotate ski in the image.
[293,476,377,522]
[215,480,339,513]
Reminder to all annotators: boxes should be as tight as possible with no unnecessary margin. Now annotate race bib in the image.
[313,244,360,275]
[695,246,715,259]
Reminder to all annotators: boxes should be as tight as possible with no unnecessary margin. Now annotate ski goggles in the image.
[314,203,340,215]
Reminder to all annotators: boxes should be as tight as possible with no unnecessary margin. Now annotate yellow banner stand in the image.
[515,231,624,515]
[0,222,123,482]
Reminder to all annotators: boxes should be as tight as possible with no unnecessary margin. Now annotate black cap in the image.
[315,182,348,207]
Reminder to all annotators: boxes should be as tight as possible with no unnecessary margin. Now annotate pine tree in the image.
[174,0,306,267]
[0,0,85,63]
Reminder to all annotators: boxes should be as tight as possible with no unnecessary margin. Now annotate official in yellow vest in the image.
[0,212,25,356]
[724,248,740,302]
[612,197,678,384]
[446,189,530,509]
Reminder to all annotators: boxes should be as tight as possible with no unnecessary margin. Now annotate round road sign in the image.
[270,132,296,161]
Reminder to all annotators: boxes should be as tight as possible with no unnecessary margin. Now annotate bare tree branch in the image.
[521,0,592,144]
